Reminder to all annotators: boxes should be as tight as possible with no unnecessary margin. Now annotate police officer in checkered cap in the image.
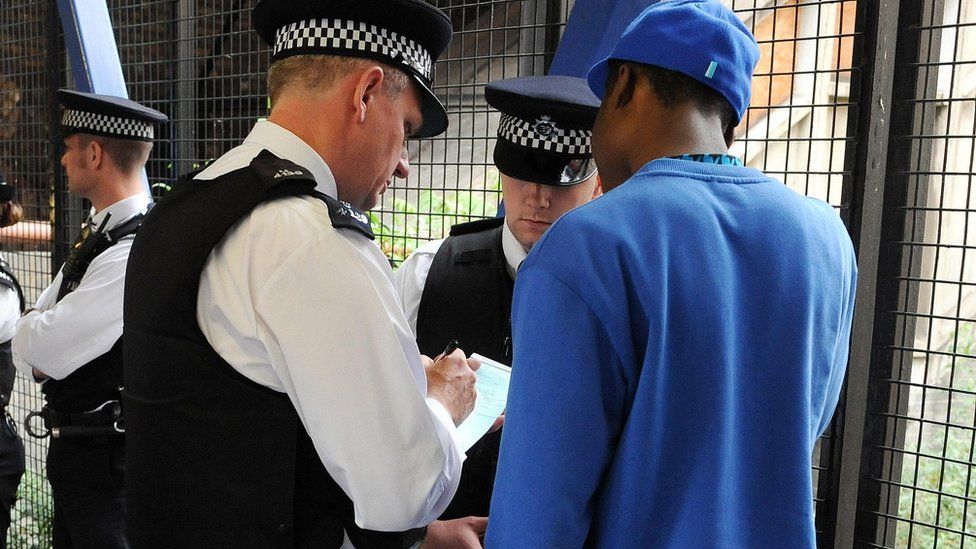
[123,1,481,547]
[12,89,166,548]
[393,73,601,545]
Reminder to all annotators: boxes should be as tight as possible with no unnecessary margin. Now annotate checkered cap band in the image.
[497,114,592,156]
[61,108,154,140]
[274,19,433,82]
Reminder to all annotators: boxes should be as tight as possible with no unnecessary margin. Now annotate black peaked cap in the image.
[486,75,601,185]
[485,75,600,131]
[252,0,453,138]
[57,89,168,142]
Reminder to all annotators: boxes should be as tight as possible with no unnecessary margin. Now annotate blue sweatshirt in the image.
[486,158,857,548]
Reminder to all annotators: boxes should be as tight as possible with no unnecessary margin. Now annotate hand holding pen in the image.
[425,339,480,426]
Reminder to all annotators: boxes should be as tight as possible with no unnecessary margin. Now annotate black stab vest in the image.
[0,257,24,405]
[123,150,423,549]
[415,216,514,519]
[41,209,147,413]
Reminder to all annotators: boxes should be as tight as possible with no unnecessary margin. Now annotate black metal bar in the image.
[826,0,946,545]
[46,0,80,276]
[825,0,903,546]
[856,0,945,544]
[542,0,563,74]
[175,0,197,177]
[518,0,547,76]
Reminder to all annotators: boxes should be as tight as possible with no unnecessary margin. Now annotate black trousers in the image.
[0,429,25,549]
[47,437,127,549]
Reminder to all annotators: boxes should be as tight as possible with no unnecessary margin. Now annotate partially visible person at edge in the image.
[0,175,25,548]
[395,74,601,547]
[487,1,858,547]
[12,90,167,549]
[122,1,483,548]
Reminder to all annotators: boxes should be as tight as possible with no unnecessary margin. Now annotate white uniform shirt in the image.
[195,120,465,535]
[394,220,526,335]
[0,259,21,343]
[12,193,151,380]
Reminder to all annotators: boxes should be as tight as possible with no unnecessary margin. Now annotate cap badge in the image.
[533,116,557,138]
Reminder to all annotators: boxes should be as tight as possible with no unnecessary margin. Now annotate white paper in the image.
[456,354,511,452]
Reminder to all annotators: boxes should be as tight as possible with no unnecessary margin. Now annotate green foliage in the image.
[372,170,502,264]
[8,470,52,549]
[896,323,976,548]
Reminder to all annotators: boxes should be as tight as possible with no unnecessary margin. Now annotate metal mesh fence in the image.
[1,0,58,545]
[6,0,976,547]
[857,0,976,546]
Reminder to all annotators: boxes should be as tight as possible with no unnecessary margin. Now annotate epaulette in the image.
[318,193,375,240]
[249,150,318,189]
[449,216,504,237]
[249,150,373,239]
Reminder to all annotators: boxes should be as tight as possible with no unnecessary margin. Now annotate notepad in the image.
[456,354,512,452]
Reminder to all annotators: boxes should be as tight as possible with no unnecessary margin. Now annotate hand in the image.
[31,368,48,382]
[425,349,479,426]
[489,413,505,434]
[423,517,487,548]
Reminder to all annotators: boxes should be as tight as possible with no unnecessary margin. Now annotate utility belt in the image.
[25,400,124,440]
[0,394,18,440]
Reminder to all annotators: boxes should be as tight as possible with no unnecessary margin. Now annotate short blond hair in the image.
[76,134,153,175]
[267,54,411,108]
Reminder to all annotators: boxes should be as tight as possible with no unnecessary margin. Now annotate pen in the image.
[436,339,460,361]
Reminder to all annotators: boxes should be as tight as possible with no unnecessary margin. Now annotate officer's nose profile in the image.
[395,146,411,180]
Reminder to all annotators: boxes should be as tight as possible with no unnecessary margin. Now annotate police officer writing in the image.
[0,176,25,548]
[487,1,857,547]
[395,74,601,546]
[12,90,167,548]
[123,1,481,547]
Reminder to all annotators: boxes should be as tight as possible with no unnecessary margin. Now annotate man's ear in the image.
[608,63,637,111]
[87,139,104,170]
[724,121,737,148]
[352,66,386,124]
[591,176,603,199]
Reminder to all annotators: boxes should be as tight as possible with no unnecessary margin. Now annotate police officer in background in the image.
[0,176,25,547]
[123,1,479,547]
[12,90,166,548]
[394,75,601,546]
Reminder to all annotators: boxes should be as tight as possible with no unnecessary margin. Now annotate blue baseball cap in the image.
[587,0,760,124]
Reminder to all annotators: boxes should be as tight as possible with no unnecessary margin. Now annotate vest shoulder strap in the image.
[449,216,504,237]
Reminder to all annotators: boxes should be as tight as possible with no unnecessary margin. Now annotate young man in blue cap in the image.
[123,1,480,547]
[488,1,858,547]
[395,74,601,545]
[13,89,167,548]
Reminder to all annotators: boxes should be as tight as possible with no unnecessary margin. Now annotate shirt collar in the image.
[90,193,152,231]
[242,119,339,199]
[501,219,528,279]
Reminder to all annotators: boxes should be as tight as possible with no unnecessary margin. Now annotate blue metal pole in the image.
[55,0,149,190]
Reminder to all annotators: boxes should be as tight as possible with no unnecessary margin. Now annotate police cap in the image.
[57,89,169,142]
[253,0,453,138]
[486,75,600,186]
